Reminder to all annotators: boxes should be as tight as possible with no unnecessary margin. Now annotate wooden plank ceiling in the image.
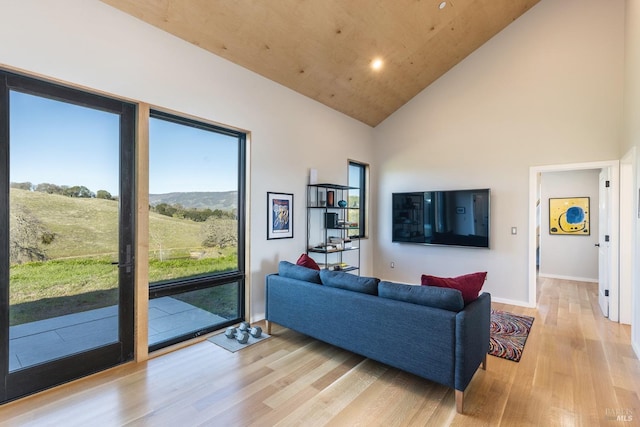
[101,0,540,127]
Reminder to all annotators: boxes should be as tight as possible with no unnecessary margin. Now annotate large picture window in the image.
[147,110,246,351]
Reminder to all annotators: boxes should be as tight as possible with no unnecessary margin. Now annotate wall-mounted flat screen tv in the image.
[392,189,490,248]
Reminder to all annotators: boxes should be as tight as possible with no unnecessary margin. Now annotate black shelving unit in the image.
[307,184,360,273]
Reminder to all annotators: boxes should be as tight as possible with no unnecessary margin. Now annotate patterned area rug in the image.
[489,309,534,362]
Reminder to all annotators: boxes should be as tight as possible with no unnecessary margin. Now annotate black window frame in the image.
[147,109,246,352]
[348,160,368,239]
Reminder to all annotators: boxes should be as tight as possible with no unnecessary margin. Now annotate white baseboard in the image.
[490,296,535,308]
[537,273,598,283]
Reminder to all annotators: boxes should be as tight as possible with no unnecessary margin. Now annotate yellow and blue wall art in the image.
[549,197,590,235]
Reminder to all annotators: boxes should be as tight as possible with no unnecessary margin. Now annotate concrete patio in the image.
[9,297,228,371]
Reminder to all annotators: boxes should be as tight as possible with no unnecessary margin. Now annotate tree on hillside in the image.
[154,203,179,218]
[10,204,54,264]
[213,209,236,219]
[10,182,33,191]
[183,208,213,222]
[96,190,114,200]
[64,185,94,198]
[201,218,237,249]
[35,182,65,195]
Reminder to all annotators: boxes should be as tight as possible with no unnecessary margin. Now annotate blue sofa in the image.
[265,261,491,413]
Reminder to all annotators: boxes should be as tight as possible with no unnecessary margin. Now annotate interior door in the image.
[0,72,135,402]
[598,168,610,317]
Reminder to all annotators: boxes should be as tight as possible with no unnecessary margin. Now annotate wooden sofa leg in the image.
[266,320,272,334]
[455,390,464,414]
[482,354,487,370]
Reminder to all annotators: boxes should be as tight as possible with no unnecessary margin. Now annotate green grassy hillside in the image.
[9,189,237,325]
[10,188,202,260]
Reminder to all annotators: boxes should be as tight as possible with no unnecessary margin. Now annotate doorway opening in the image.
[528,161,620,320]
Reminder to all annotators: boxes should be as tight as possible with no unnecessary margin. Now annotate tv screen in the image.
[392,189,490,248]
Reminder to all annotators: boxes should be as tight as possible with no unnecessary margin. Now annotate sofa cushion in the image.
[420,272,487,304]
[296,253,320,270]
[278,261,321,284]
[378,281,464,312]
[320,270,379,295]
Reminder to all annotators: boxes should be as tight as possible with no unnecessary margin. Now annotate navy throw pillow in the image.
[378,281,464,312]
[278,261,321,284]
[320,270,379,295]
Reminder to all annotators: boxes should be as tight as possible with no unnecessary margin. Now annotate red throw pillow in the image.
[296,253,320,270]
[421,272,487,304]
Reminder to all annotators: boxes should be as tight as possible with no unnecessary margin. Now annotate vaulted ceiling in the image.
[101,0,540,127]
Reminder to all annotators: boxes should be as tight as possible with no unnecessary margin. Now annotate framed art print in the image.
[549,197,590,235]
[267,192,293,239]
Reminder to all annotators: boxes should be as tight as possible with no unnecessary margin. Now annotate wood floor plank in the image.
[263,345,358,408]
[1,279,639,426]
[327,369,436,427]
[310,352,366,391]
[275,358,389,426]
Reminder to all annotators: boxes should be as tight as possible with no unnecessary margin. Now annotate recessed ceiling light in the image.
[371,58,383,70]
[439,1,447,9]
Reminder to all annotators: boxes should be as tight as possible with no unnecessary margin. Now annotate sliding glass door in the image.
[0,71,135,402]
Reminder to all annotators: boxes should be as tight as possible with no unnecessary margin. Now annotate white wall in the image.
[623,0,640,357]
[373,0,624,305]
[538,170,600,282]
[0,0,375,322]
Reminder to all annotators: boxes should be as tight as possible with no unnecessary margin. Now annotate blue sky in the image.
[10,91,120,195]
[9,91,238,196]
[149,117,238,194]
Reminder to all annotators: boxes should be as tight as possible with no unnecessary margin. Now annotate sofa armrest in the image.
[454,292,491,392]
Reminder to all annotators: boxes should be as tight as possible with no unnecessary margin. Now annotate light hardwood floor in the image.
[1,278,638,426]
